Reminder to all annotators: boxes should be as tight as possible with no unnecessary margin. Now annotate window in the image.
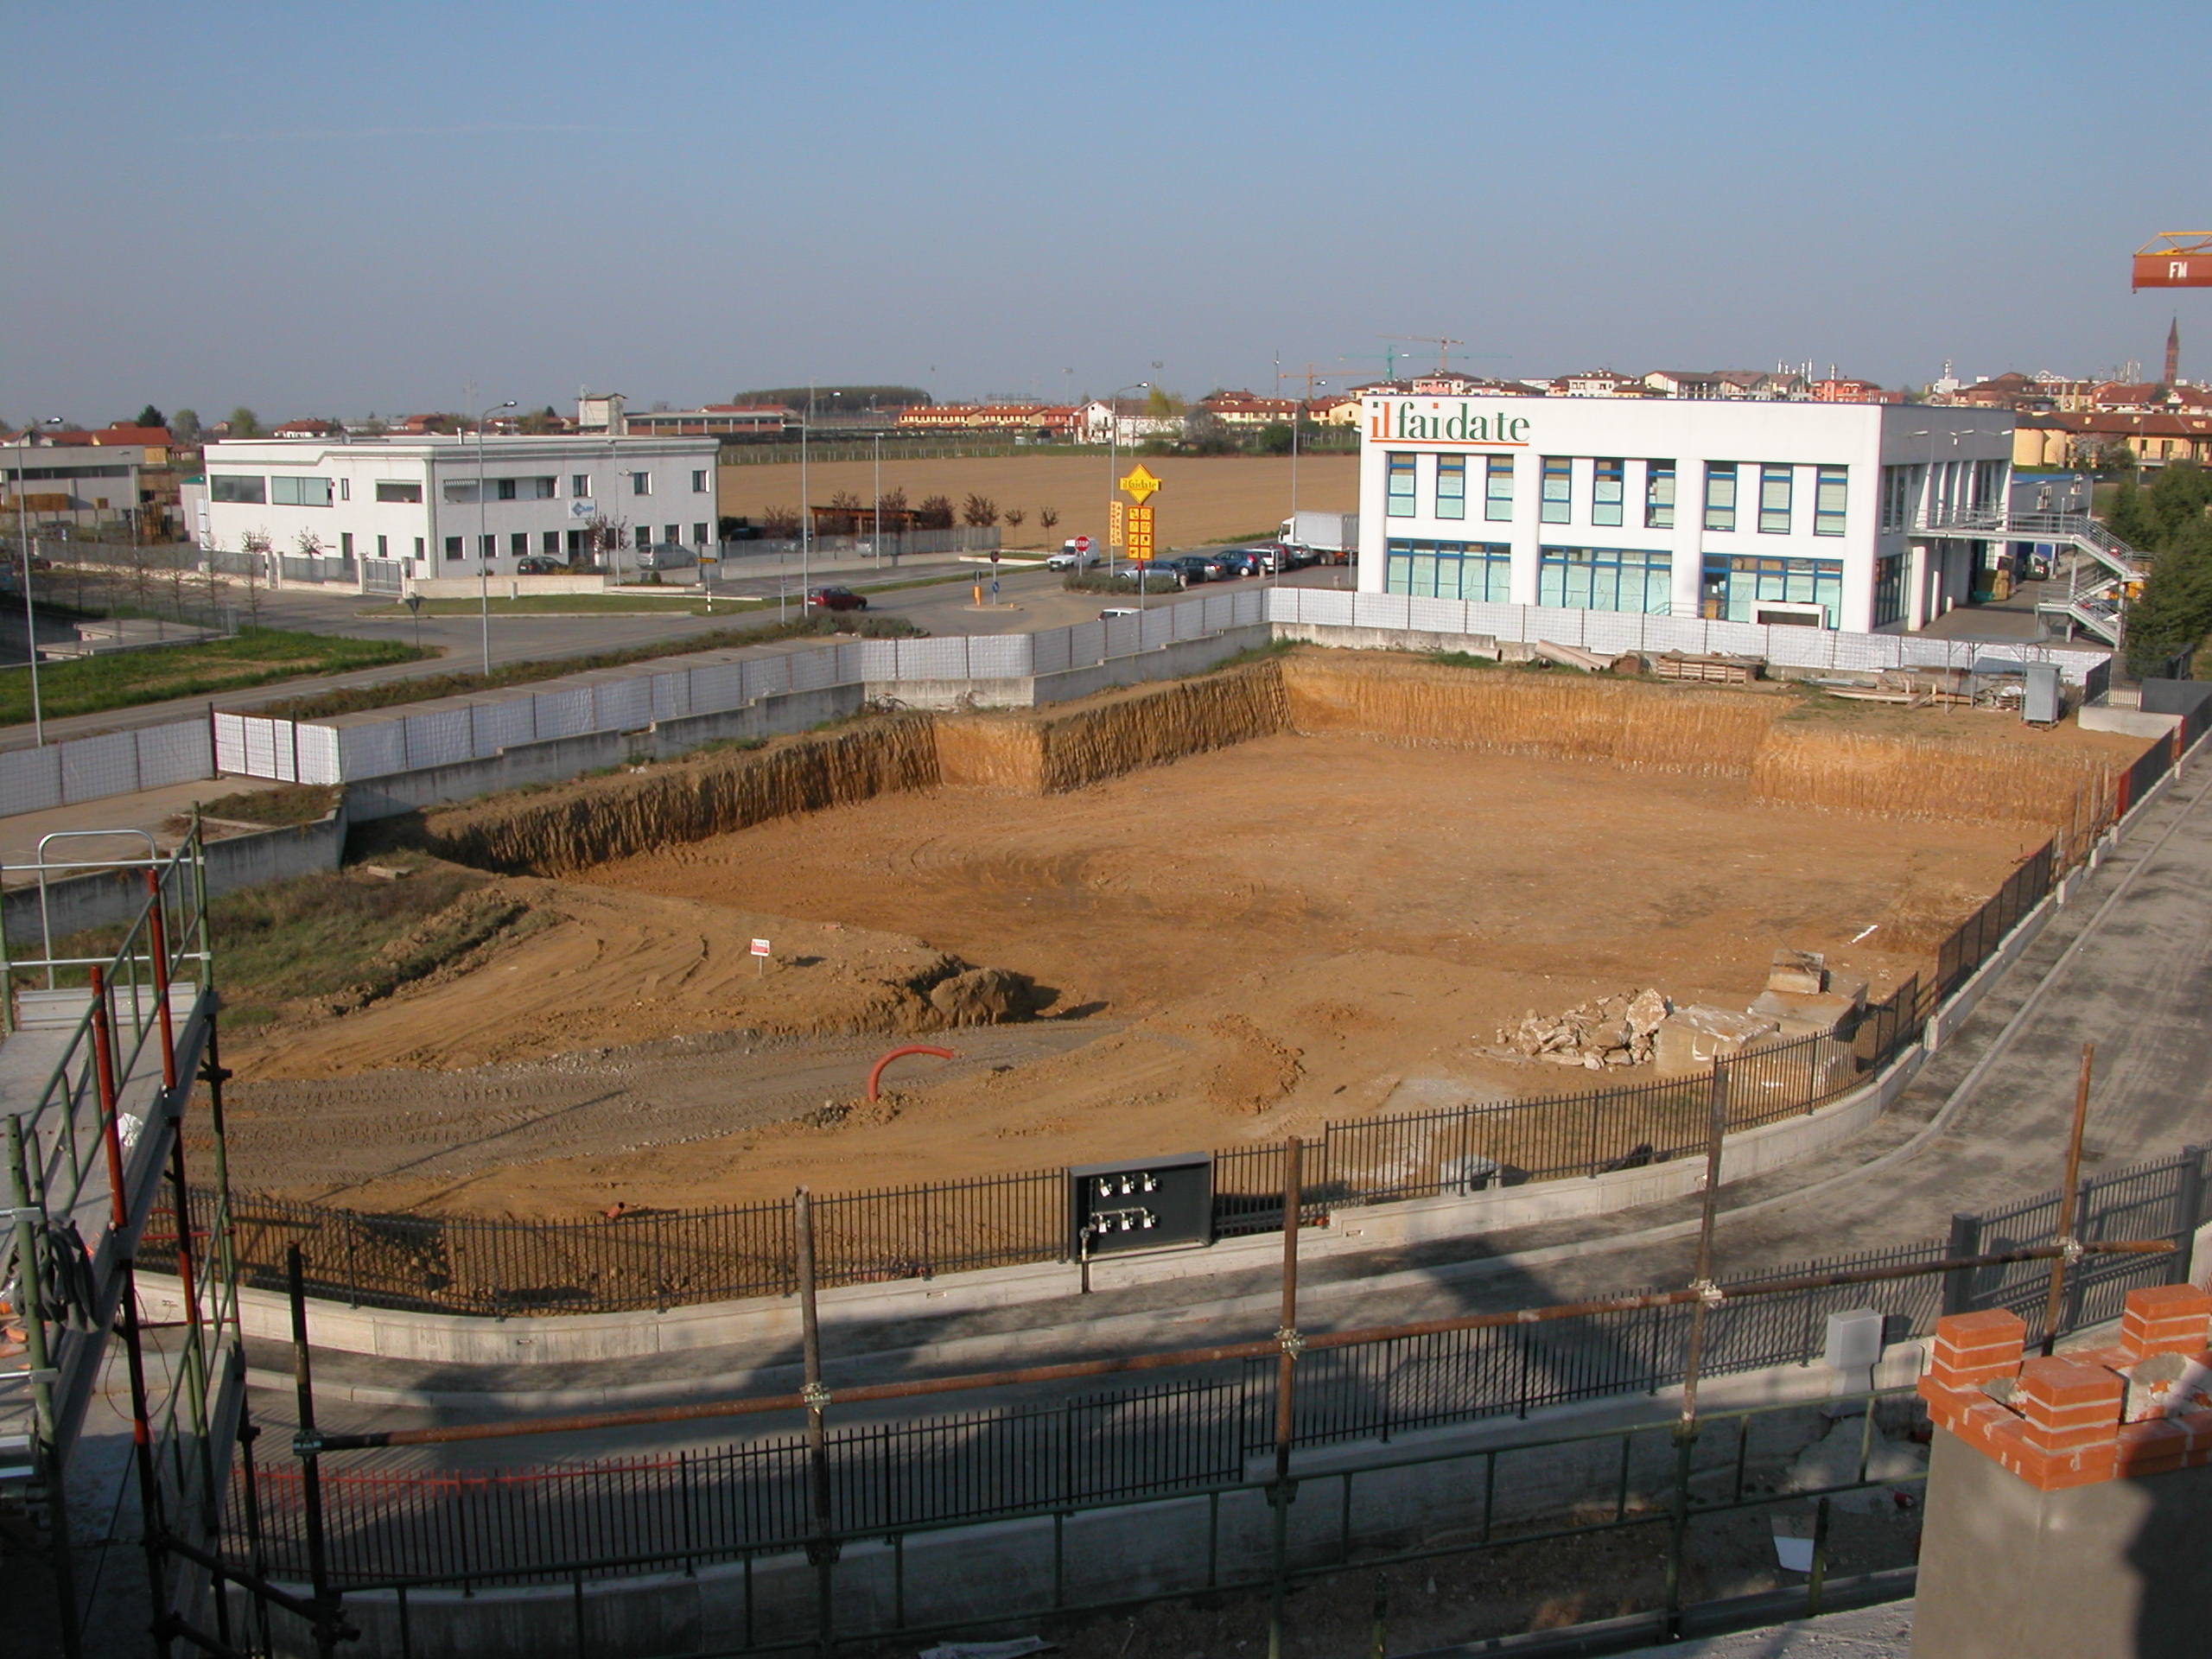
[1435,455,1466,519]
[494,478,518,501]
[271,474,334,506]
[375,480,423,504]
[1872,553,1905,626]
[1814,467,1847,537]
[1592,459,1624,527]
[210,474,266,504]
[571,474,592,498]
[566,530,585,557]
[633,525,651,550]
[376,535,388,557]
[543,531,560,555]
[413,537,425,561]
[1537,546,1672,613]
[511,532,529,557]
[1700,555,1844,624]
[691,469,709,493]
[479,535,494,559]
[1540,457,1572,524]
[442,480,478,504]
[1484,455,1514,521]
[526,476,556,499]
[1704,463,1738,531]
[1383,539,1512,603]
[1758,466,1792,534]
[443,536,461,560]
[630,471,652,496]
[339,478,350,501]
[663,524,679,546]
[1645,461,1675,529]
[1385,454,1416,518]
[691,522,709,544]
[340,532,353,559]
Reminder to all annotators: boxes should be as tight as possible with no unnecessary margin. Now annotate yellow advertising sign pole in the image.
[1116,465,1164,612]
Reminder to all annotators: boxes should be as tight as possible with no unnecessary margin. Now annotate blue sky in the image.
[4,1,2208,423]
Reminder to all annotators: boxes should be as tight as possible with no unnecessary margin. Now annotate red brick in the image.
[2018,1356,2125,1412]
[2119,1286,2212,1360]
[2115,1419,2190,1478]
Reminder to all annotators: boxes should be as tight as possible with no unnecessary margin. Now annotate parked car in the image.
[1098,606,1140,621]
[1114,565,1183,591]
[1046,542,1102,570]
[1166,554,1225,584]
[637,543,695,569]
[516,556,563,574]
[1214,549,1263,578]
[807,585,868,612]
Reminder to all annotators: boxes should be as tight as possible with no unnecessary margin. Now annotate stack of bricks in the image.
[1918,1285,2212,1491]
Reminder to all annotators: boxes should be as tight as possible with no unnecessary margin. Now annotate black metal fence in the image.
[234,1145,2209,1590]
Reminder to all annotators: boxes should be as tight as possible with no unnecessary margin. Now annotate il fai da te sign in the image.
[1365,398,1532,446]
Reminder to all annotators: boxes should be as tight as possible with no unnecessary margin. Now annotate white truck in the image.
[1276,510,1359,566]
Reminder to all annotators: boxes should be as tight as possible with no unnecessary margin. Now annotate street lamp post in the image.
[1105,382,1148,588]
[12,417,65,745]
[872,432,883,567]
[476,399,515,675]
[800,383,812,609]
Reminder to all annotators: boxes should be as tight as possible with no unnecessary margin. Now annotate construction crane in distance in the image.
[2132,232,2212,289]
[1381,334,1512,373]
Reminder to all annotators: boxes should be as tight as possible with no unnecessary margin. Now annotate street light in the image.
[476,399,515,675]
[1105,382,1148,588]
[11,416,65,745]
[1287,378,1324,588]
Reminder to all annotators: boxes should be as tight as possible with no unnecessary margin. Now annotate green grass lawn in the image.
[0,626,432,725]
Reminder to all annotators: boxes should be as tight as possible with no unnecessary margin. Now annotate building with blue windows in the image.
[1356,395,2014,632]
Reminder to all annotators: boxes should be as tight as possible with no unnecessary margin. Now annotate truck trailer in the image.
[1277,510,1359,565]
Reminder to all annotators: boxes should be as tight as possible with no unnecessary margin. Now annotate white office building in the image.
[1355,396,2015,632]
[199,435,721,593]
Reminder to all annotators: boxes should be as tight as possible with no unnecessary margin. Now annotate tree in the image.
[295,527,326,561]
[238,530,271,625]
[1181,410,1235,455]
[961,493,999,528]
[876,486,909,518]
[1255,422,1294,456]
[1003,507,1027,534]
[136,404,166,429]
[916,494,956,531]
[227,407,262,439]
[1144,387,1186,417]
[1039,506,1059,533]
[760,505,801,538]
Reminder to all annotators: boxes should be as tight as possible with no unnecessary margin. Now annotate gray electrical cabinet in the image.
[1069,1152,1214,1256]
[2024,662,2062,726]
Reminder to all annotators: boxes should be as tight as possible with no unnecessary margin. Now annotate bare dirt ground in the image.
[715,453,1358,549]
[223,732,2041,1219]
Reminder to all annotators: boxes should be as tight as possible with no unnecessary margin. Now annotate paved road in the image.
[246,756,2212,1465]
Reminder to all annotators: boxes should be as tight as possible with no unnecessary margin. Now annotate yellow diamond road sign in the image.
[1118,464,1161,504]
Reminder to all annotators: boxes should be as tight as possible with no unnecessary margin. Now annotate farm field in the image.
[715,452,1357,549]
[215,654,2137,1222]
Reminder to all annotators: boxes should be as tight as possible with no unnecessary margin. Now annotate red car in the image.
[807,586,868,612]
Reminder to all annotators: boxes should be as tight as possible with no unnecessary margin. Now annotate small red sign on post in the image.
[1074,536,1090,555]
[751,937,771,976]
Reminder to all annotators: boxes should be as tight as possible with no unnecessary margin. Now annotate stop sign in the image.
[1074,536,1091,554]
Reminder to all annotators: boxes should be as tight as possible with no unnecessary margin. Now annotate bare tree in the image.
[760,505,801,538]
[1039,506,1059,534]
[1003,507,1027,534]
[875,486,909,518]
[238,531,271,626]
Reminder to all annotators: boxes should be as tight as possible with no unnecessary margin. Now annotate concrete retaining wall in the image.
[3,810,347,947]
[2078,707,2183,740]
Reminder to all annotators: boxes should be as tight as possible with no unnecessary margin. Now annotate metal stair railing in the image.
[1916,508,2145,583]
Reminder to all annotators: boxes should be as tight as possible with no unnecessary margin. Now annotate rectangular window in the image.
[511,531,529,557]
[566,529,585,557]
[663,524,679,546]
[630,471,652,496]
[1382,539,1512,603]
[476,534,493,559]
[493,478,518,501]
[209,474,266,504]
[1872,553,1905,626]
[1385,454,1417,518]
[1645,461,1675,529]
[339,478,350,501]
[1758,465,1792,534]
[1435,455,1466,519]
[376,535,388,557]
[1592,458,1624,527]
[1701,555,1845,625]
[270,474,334,506]
[340,532,353,559]
[1484,455,1514,521]
[526,476,556,499]
[633,525,651,550]
[1704,463,1738,531]
[375,480,423,504]
[1540,457,1572,524]
[691,522,709,544]
[1814,466,1847,537]
[413,537,425,561]
[543,531,560,555]
[571,474,592,498]
[1536,546,1672,613]
[443,536,461,560]
[442,480,478,504]
[691,469,709,493]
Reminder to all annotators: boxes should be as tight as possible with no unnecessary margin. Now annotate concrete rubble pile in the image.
[1488,988,1673,1070]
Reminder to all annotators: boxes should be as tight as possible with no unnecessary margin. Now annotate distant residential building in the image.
[272,417,346,440]
[198,433,720,591]
[897,403,1077,439]
[1075,399,1182,444]
[1198,390,1300,428]
[2014,411,2212,471]
[1548,368,1645,397]
[1811,378,1904,404]
[577,393,628,435]
[2,434,158,535]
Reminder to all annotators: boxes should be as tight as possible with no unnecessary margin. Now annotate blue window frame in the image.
[1645,461,1675,529]
[1536,546,1672,613]
[1815,466,1847,536]
[1436,455,1466,520]
[1484,455,1514,521]
[1384,538,1513,602]
[1704,463,1738,532]
[1592,458,1624,527]
[1700,554,1844,624]
[1541,457,1572,524]
[1758,465,1792,534]
[1386,454,1417,518]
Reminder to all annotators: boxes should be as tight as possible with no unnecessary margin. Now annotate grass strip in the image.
[0,626,430,725]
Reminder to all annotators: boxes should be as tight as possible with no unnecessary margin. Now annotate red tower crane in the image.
[2133,233,2212,289]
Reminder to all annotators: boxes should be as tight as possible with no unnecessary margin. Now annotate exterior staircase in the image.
[1914,508,2145,647]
